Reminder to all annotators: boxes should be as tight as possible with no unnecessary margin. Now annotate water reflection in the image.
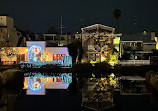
[82,73,119,110]
[24,73,72,95]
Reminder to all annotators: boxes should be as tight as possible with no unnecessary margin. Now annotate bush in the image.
[73,62,93,75]
[150,75,158,90]
[145,70,155,83]
[94,62,112,74]
[0,69,23,87]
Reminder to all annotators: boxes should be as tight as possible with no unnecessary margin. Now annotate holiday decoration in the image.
[1,47,19,58]
[29,45,42,62]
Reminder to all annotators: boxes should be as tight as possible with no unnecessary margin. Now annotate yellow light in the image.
[33,82,40,88]
[108,52,119,66]
[42,77,49,84]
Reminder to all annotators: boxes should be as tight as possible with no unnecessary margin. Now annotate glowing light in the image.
[61,56,72,67]
[109,52,119,66]
[1,47,19,58]
[41,77,49,84]
[61,73,72,84]
[40,53,49,61]
[28,74,43,91]
[29,45,42,62]
[33,48,40,54]
[109,73,119,88]
[33,82,40,88]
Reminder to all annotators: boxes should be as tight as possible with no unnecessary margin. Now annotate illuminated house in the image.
[113,33,122,53]
[0,41,72,67]
[81,24,115,63]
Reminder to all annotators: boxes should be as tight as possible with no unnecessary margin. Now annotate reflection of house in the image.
[0,41,70,65]
[23,73,72,95]
[43,34,73,46]
[120,76,147,95]
[81,24,115,63]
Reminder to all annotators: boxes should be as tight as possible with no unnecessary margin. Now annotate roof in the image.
[81,24,115,32]
[121,34,156,43]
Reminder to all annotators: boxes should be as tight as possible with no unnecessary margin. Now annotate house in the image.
[0,16,20,46]
[43,33,73,46]
[119,32,156,66]
[81,24,115,63]
[0,41,72,67]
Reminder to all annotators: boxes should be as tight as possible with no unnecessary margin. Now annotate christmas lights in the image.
[109,73,119,88]
[61,56,72,67]
[40,53,49,61]
[1,47,19,58]
[28,75,43,91]
[20,56,72,68]
[28,45,42,62]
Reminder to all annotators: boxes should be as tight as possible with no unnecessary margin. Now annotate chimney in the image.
[151,32,155,40]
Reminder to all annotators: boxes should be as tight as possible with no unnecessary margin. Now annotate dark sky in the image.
[0,0,158,34]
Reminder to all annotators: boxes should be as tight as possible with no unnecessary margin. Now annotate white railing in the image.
[118,60,150,66]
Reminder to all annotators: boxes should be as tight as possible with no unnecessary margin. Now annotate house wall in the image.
[143,44,156,51]
[0,16,19,46]
[1,47,28,63]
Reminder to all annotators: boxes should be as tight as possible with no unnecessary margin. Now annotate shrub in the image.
[145,70,155,83]
[0,69,23,87]
[150,75,158,90]
[73,62,93,74]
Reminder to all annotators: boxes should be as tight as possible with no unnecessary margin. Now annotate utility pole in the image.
[59,14,66,35]
[133,16,137,34]
[59,14,66,46]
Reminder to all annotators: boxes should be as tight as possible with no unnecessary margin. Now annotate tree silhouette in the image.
[67,39,83,63]
[113,9,122,33]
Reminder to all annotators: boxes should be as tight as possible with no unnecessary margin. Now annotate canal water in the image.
[0,72,158,111]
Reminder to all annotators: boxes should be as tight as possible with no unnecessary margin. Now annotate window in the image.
[45,36,53,40]
[17,54,25,62]
[56,78,61,82]
[53,54,61,60]
[54,36,58,40]
[53,54,66,60]
[130,43,134,46]
[61,37,65,40]
[137,43,142,46]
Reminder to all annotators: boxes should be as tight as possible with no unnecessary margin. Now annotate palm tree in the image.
[113,9,122,33]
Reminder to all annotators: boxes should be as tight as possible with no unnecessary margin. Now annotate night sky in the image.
[0,0,158,34]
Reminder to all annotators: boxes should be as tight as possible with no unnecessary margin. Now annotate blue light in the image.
[20,56,72,68]
[28,74,43,91]
[28,45,42,62]
[61,73,72,84]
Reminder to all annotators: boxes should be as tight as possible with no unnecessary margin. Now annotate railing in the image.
[118,60,150,66]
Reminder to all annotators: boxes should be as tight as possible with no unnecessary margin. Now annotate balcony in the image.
[124,46,143,51]
[118,60,150,66]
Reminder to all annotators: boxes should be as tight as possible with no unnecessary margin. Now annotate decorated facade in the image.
[0,41,72,67]
[81,24,115,63]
